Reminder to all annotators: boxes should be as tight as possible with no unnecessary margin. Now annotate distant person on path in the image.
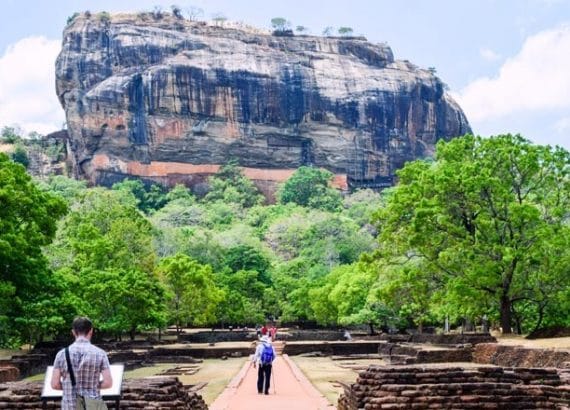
[252,335,276,395]
[51,317,112,410]
[260,323,268,337]
[269,323,277,341]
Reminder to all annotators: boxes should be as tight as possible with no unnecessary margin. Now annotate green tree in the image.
[11,145,29,168]
[212,12,227,25]
[204,162,264,208]
[112,179,167,213]
[79,268,167,339]
[0,126,21,144]
[0,153,67,345]
[271,17,290,32]
[322,26,334,36]
[278,166,341,211]
[223,244,271,283]
[38,176,87,203]
[372,134,570,334]
[216,269,266,326]
[48,188,155,273]
[338,27,354,36]
[157,254,220,333]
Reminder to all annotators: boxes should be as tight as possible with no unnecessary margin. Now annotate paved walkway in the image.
[209,352,335,410]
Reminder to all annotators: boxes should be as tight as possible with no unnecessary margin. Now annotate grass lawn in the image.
[291,356,383,404]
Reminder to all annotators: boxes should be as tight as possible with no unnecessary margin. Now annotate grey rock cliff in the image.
[56,12,471,191]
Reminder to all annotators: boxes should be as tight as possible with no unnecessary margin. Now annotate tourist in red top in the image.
[269,324,277,341]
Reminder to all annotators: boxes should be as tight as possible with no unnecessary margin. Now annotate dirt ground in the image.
[124,358,246,404]
[496,335,570,349]
[0,349,19,360]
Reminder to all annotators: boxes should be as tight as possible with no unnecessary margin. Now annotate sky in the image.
[0,0,569,149]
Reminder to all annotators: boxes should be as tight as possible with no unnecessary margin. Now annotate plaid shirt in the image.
[53,337,110,410]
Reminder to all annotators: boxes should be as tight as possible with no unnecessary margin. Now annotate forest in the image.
[0,133,568,346]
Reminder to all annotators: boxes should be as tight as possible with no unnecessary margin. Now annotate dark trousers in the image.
[257,363,272,393]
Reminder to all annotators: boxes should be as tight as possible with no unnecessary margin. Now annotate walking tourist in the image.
[269,323,277,341]
[252,335,276,395]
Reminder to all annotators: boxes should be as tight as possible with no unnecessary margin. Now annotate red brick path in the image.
[210,351,334,410]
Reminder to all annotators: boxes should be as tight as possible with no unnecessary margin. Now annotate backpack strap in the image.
[65,347,76,387]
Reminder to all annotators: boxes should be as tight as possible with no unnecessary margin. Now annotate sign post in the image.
[41,364,124,409]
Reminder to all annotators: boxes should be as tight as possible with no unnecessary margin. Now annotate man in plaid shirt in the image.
[51,317,112,410]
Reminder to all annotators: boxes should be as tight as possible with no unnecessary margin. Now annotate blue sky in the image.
[0,0,569,148]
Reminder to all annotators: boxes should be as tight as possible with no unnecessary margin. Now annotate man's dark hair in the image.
[72,317,93,335]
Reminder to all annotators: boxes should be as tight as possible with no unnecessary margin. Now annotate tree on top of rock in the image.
[271,17,290,32]
[338,27,354,36]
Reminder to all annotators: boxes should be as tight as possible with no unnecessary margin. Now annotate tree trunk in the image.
[532,305,545,334]
[500,295,513,334]
[368,322,376,335]
[130,328,136,341]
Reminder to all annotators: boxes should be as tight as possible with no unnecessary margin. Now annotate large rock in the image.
[56,12,471,192]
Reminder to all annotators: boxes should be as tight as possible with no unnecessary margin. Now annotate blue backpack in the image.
[261,344,274,365]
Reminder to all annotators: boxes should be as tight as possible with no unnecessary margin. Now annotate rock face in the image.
[56,12,471,192]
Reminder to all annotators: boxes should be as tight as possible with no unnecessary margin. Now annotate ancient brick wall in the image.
[0,365,18,383]
[377,333,497,345]
[283,341,382,356]
[0,377,207,409]
[378,342,473,365]
[338,365,570,410]
[474,343,570,368]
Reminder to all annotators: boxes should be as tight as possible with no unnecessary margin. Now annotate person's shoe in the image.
[264,391,269,395]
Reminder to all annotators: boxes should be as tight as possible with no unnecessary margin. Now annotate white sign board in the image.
[41,364,124,399]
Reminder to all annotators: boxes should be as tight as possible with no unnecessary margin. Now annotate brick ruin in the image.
[338,365,570,410]
[0,377,207,409]
[0,365,18,383]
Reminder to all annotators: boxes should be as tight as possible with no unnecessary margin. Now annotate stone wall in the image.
[179,331,256,343]
[378,342,473,365]
[0,377,207,409]
[474,343,570,368]
[338,365,570,409]
[378,333,496,345]
[0,365,18,383]
[283,341,382,356]
[178,329,345,343]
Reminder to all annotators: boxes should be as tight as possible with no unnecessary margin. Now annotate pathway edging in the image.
[281,354,336,410]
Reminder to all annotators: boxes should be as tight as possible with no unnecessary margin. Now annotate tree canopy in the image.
[0,153,67,344]
[3,133,568,345]
[370,134,570,333]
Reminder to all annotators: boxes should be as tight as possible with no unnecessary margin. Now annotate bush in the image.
[1,126,21,144]
[98,11,111,22]
[11,145,29,168]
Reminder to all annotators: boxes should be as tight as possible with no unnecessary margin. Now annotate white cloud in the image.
[455,25,570,123]
[479,47,502,62]
[0,36,64,135]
